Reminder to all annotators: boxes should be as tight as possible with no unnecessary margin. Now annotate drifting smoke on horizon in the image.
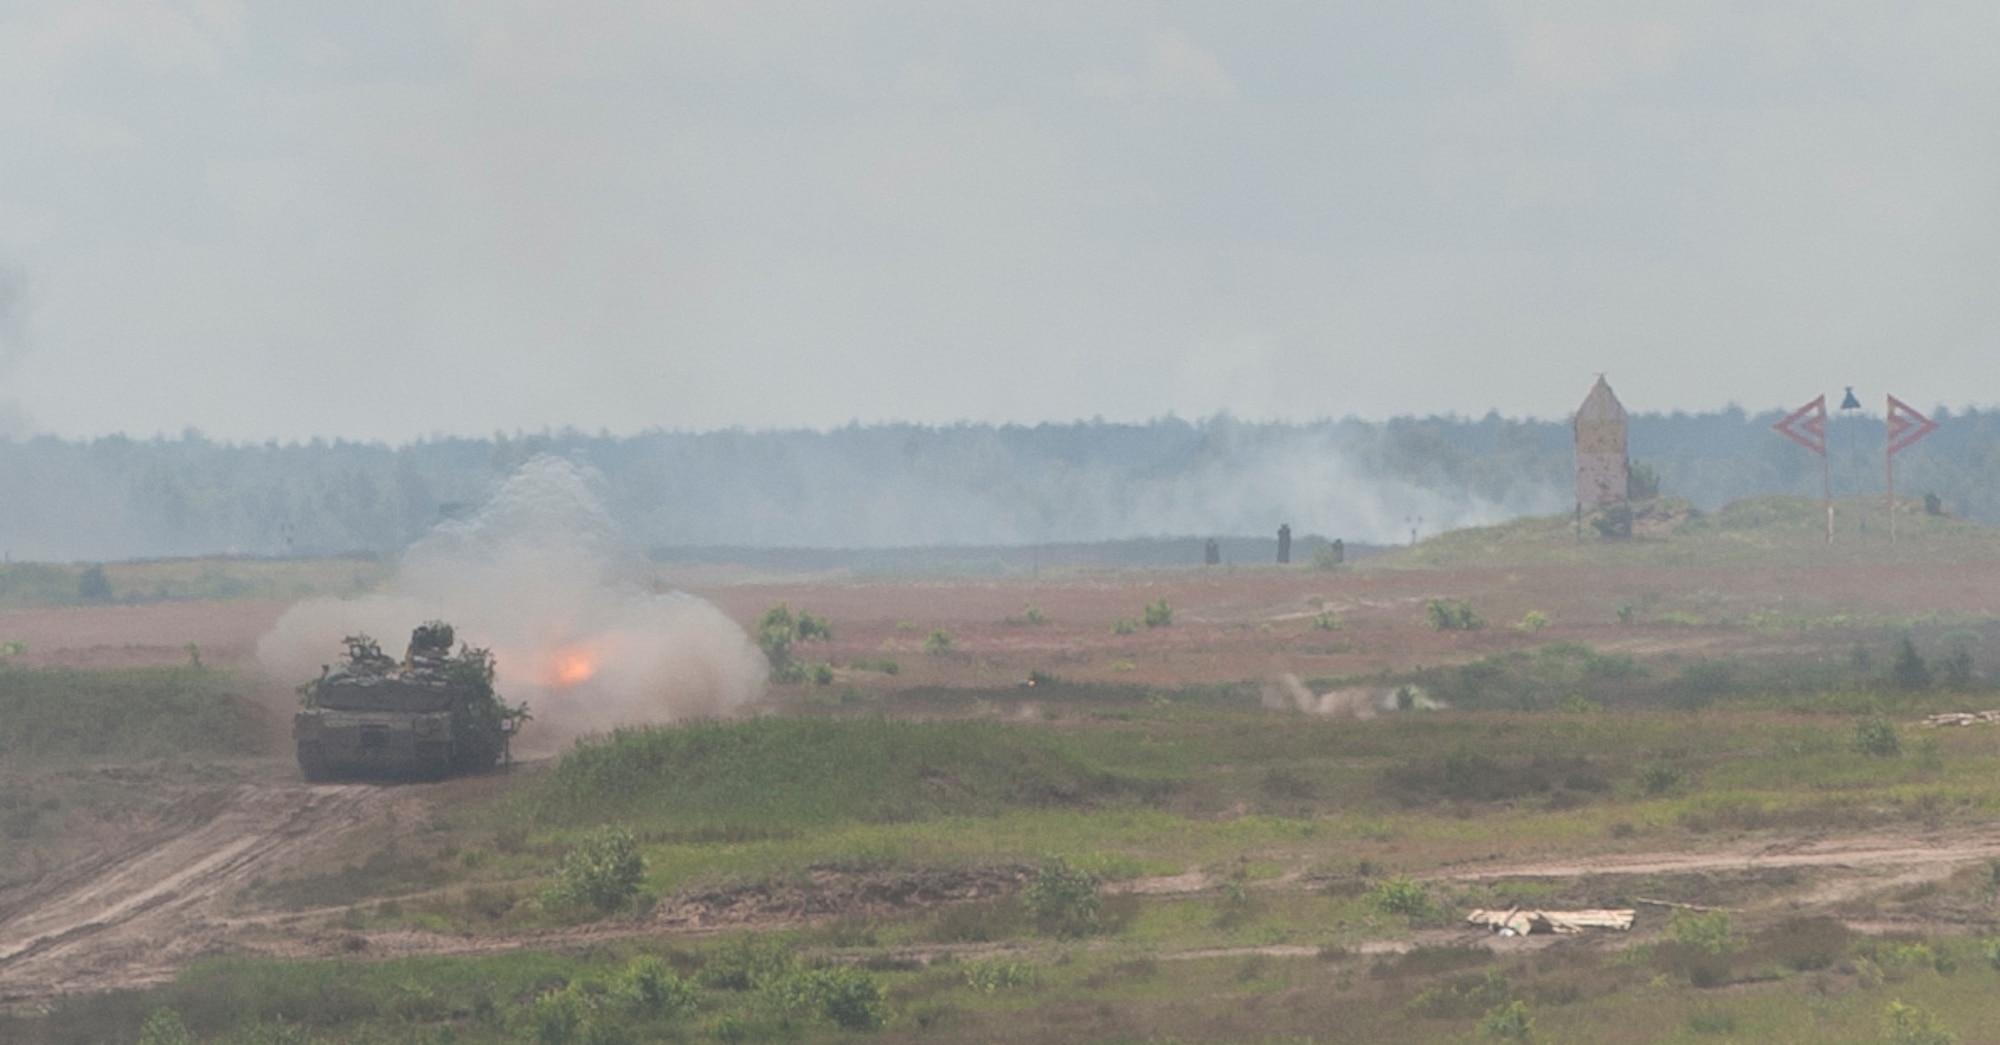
[257,456,766,754]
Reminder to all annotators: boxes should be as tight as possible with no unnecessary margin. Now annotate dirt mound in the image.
[652,865,1032,930]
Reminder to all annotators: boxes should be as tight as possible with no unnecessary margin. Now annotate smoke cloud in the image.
[257,456,767,754]
[1259,674,1443,717]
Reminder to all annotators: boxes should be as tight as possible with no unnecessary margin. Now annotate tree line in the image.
[3,407,1996,562]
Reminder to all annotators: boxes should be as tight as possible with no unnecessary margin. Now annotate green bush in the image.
[1881,999,1957,1045]
[615,955,697,1020]
[1142,599,1173,628]
[542,827,647,913]
[77,565,114,604]
[924,629,954,654]
[1638,763,1685,796]
[1478,999,1533,1039]
[1669,908,1733,954]
[1853,716,1902,758]
[1426,600,1483,631]
[795,611,832,642]
[1024,855,1101,937]
[526,985,585,1045]
[1367,876,1432,918]
[137,1009,195,1045]
[758,604,832,683]
[700,935,798,991]
[765,968,883,1030]
[1112,618,1137,636]
[807,663,835,686]
[1891,637,1934,691]
[964,958,1041,993]
[1515,610,1549,633]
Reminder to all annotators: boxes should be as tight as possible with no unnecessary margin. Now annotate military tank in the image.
[294,621,529,782]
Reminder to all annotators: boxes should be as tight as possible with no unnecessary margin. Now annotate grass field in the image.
[8,503,2000,1043]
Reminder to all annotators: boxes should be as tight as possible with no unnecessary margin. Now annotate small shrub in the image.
[1876,942,1937,978]
[527,986,586,1045]
[1853,716,1902,758]
[1112,618,1137,636]
[1881,999,1958,1045]
[795,611,832,642]
[542,826,647,913]
[616,955,697,1020]
[1891,637,1934,691]
[758,604,831,682]
[1983,937,2000,970]
[1367,876,1432,918]
[1937,645,1975,688]
[807,663,835,686]
[766,968,884,1030]
[1638,763,1686,796]
[77,564,114,603]
[1312,612,1342,631]
[1678,658,1737,704]
[1426,599,1484,632]
[1312,544,1344,570]
[700,935,797,991]
[1024,855,1101,937]
[1686,1006,1736,1035]
[1018,603,1047,625]
[964,958,1041,993]
[923,629,954,654]
[1477,999,1533,1039]
[1515,610,1549,633]
[138,1009,196,1045]
[1670,908,1733,954]
[1142,598,1172,628]
[1557,692,1600,713]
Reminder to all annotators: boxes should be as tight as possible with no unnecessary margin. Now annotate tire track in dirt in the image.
[1427,829,2000,884]
[0,782,389,1002]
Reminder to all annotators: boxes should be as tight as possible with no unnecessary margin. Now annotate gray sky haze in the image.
[2,2,1996,442]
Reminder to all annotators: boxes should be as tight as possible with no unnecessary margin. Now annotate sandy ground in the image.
[4,559,2000,1002]
[0,781,395,1002]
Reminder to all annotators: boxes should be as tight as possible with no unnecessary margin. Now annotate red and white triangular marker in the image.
[1774,395,1828,456]
[1886,395,1938,457]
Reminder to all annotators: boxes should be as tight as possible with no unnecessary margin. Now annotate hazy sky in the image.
[2,2,1996,442]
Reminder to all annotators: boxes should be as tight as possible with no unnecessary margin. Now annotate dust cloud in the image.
[257,456,766,754]
[1258,674,1442,718]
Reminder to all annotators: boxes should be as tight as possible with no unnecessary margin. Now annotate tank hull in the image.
[294,708,492,782]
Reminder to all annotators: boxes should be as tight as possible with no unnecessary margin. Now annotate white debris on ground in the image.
[1921,710,2000,727]
[1466,908,1636,936]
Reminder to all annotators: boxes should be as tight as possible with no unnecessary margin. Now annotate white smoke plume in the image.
[258,455,767,754]
[1258,674,1444,717]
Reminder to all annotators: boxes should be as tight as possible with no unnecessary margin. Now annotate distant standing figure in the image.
[1204,538,1220,566]
[1277,524,1291,564]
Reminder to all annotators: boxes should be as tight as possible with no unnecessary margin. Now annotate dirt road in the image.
[0,782,390,1003]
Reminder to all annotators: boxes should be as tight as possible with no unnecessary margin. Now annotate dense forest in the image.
[2,407,1996,562]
